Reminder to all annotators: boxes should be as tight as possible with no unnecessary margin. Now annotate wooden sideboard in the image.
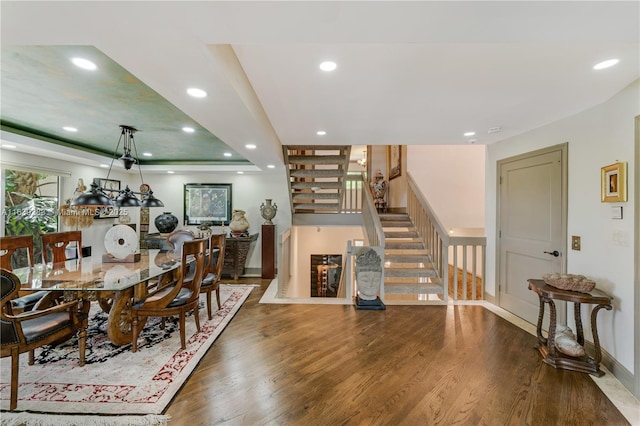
[223,233,259,280]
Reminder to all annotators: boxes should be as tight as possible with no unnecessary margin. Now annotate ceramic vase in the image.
[229,209,250,235]
[260,199,278,225]
[155,212,178,235]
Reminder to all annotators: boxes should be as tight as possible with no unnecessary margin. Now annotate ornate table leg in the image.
[590,303,613,367]
[574,302,584,346]
[535,294,547,345]
[545,297,559,358]
[107,288,147,346]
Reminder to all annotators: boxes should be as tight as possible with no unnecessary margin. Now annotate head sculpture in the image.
[355,248,382,300]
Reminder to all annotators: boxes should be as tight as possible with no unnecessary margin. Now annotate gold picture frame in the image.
[388,145,401,180]
[601,162,627,202]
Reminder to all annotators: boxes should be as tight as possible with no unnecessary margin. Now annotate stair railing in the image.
[406,173,486,301]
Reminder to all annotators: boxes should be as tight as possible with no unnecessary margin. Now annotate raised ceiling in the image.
[1,1,638,173]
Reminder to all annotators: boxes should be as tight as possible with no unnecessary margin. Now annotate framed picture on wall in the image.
[184,183,232,225]
[388,145,401,180]
[601,162,627,202]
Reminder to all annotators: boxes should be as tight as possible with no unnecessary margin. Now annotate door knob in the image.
[544,250,560,257]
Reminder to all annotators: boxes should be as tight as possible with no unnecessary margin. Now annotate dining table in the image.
[12,249,182,346]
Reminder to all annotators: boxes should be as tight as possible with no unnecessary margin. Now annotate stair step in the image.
[291,182,342,190]
[385,249,430,256]
[292,192,340,200]
[385,261,435,269]
[385,267,438,278]
[384,278,444,294]
[286,145,350,152]
[385,242,425,250]
[380,220,414,227]
[385,254,432,263]
[379,213,410,220]
[293,203,340,210]
[384,231,419,238]
[290,169,345,178]
[288,155,347,165]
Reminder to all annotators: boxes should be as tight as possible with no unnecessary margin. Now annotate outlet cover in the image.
[571,236,581,251]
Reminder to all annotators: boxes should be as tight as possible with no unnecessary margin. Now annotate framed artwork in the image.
[184,183,232,225]
[94,178,121,196]
[601,162,627,202]
[310,254,342,297]
[388,145,401,180]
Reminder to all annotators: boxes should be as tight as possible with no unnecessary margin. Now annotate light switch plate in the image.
[611,206,623,219]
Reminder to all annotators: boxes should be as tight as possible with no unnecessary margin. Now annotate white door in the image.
[498,144,567,324]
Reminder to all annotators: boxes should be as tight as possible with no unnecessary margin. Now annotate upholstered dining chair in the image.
[166,228,195,260]
[200,233,226,320]
[41,230,82,264]
[1,268,87,410]
[131,238,207,352]
[0,236,45,312]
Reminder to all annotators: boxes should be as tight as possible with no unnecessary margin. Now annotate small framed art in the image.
[601,162,627,203]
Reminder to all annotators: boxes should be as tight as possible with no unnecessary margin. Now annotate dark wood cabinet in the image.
[223,233,258,280]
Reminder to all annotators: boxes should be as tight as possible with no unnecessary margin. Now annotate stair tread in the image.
[292,193,340,200]
[290,169,345,178]
[291,182,342,189]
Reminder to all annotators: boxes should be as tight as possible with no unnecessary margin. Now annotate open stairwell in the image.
[380,212,444,297]
[284,145,351,214]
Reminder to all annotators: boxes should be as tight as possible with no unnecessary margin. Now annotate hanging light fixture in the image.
[71,125,164,208]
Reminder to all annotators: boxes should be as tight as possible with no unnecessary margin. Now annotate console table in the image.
[527,278,612,376]
[223,233,258,280]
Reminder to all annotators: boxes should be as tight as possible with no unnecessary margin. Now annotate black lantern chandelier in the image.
[71,125,164,208]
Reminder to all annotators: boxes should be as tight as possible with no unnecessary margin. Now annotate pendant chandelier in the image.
[71,125,164,208]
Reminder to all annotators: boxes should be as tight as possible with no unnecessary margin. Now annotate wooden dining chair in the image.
[165,228,195,260]
[1,268,87,410]
[41,231,82,264]
[131,238,207,352]
[200,233,226,320]
[0,235,49,312]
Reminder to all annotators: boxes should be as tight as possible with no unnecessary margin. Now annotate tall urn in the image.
[260,199,278,225]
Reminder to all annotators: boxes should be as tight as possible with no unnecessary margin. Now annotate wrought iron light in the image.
[71,125,164,208]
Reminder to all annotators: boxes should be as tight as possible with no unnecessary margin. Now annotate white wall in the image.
[287,225,364,297]
[407,145,486,229]
[486,79,639,374]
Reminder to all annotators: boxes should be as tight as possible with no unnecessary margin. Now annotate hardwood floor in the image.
[165,279,629,425]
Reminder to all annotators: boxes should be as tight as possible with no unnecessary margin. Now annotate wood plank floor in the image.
[165,279,629,425]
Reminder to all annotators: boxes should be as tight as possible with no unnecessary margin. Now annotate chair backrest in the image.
[1,269,21,345]
[206,233,226,281]
[166,228,195,260]
[0,235,35,271]
[181,238,207,303]
[41,231,82,264]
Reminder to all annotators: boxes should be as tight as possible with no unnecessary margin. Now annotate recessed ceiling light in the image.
[63,126,78,132]
[319,61,337,72]
[223,152,232,157]
[267,164,275,169]
[245,144,256,149]
[463,131,475,137]
[2,144,16,149]
[187,88,207,98]
[182,127,195,133]
[316,130,327,136]
[142,152,153,157]
[71,57,97,70]
[100,164,109,168]
[167,171,175,174]
[237,171,244,174]
[593,59,619,70]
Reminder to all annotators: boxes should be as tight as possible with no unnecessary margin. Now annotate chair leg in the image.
[28,350,34,366]
[215,287,221,310]
[10,347,19,410]
[179,312,186,350]
[78,327,87,367]
[194,306,201,332]
[206,290,213,320]
[161,317,166,329]
[132,315,140,352]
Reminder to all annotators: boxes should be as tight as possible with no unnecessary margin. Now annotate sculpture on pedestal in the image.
[370,169,388,212]
[354,247,386,310]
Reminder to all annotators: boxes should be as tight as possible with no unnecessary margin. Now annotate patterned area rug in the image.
[0,284,253,424]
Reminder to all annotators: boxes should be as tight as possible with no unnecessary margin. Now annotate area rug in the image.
[0,284,254,425]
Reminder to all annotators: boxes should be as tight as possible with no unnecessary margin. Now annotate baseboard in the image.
[584,340,636,396]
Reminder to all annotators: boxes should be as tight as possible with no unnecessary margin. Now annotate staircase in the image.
[284,145,351,214]
[380,212,444,297]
